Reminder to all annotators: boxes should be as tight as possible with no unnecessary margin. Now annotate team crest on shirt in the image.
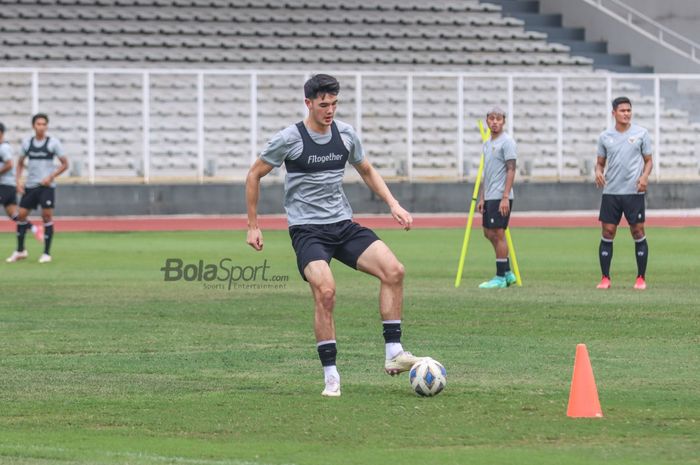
[628,137,638,144]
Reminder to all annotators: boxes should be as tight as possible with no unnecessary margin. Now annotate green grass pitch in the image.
[0,227,698,465]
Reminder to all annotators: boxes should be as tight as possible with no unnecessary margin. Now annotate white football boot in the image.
[321,376,341,397]
[38,253,52,264]
[6,250,28,263]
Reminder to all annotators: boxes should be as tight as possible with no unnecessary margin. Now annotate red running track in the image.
[0,212,698,232]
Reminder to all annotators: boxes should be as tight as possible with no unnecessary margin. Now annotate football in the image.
[409,358,447,397]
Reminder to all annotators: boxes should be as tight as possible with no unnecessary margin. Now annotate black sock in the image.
[44,222,54,255]
[505,257,511,273]
[17,221,28,251]
[599,238,613,278]
[382,322,402,343]
[635,237,648,278]
[11,216,34,232]
[496,258,508,277]
[317,341,337,367]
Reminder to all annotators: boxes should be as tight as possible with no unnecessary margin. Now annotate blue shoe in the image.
[505,271,517,286]
[478,276,507,289]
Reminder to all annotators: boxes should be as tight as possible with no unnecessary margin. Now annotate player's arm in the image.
[15,155,26,194]
[245,158,275,250]
[637,154,653,193]
[594,156,606,188]
[41,155,69,186]
[500,159,516,216]
[353,158,412,230]
[476,180,485,214]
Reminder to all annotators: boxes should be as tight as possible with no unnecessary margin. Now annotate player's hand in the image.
[637,175,648,193]
[16,182,24,194]
[499,198,510,217]
[477,199,484,214]
[40,176,52,187]
[247,228,264,251]
[391,204,413,231]
[595,171,606,188]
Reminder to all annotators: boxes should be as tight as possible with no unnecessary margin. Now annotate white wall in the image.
[630,0,700,44]
[540,0,700,73]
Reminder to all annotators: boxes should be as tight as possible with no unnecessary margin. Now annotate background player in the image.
[245,74,422,397]
[476,107,517,289]
[7,114,69,264]
[595,97,652,290]
[0,122,42,244]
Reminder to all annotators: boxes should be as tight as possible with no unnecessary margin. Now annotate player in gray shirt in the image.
[246,74,424,397]
[0,122,41,246]
[595,97,652,290]
[476,107,517,289]
[7,113,69,264]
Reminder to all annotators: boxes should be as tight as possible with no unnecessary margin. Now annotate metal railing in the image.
[1,68,699,183]
[583,0,700,63]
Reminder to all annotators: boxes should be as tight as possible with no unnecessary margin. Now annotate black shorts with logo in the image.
[0,184,17,206]
[288,220,380,281]
[20,186,56,210]
[599,194,645,225]
[482,199,513,229]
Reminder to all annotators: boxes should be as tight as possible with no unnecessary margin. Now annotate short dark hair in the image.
[612,96,632,110]
[304,74,340,99]
[32,113,49,125]
[0,122,5,133]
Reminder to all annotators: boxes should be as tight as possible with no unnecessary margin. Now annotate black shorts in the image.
[19,186,56,210]
[599,194,645,225]
[288,220,380,281]
[0,185,17,207]
[482,199,513,229]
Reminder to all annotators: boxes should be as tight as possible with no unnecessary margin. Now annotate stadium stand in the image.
[0,0,697,180]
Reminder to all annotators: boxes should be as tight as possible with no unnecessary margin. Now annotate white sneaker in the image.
[38,253,52,263]
[384,351,425,376]
[321,376,341,397]
[6,250,28,263]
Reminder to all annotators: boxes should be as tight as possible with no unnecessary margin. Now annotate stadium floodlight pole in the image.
[454,120,488,287]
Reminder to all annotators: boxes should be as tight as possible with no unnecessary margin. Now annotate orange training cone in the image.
[567,344,603,418]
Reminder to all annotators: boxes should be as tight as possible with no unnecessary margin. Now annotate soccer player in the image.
[476,107,517,289]
[595,97,652,290]
[0,123,42,243]
[245,74,422,397]
[6,114,69,264]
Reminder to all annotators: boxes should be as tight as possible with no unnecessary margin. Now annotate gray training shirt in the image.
[597,124,652,195]
[0,141,15,186]
[482,132,517,201]
[21,136,65,188]
[260,119,365,226]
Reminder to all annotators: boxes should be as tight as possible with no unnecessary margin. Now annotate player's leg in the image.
[479,199,511,288]
[355,240,423,376]
[625,195,648,289]
[6,204,31,262]
[304,260,341,397]
[597,194,622,288]
[289,224,341,396]
[39,206,54,263]
[3,197,39,240]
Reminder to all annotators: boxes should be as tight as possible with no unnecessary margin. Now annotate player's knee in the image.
[41,212,52,223]
[316,286,336,310]
[602,228,616,240]
[384,261,405,285]
[631,228,645,240]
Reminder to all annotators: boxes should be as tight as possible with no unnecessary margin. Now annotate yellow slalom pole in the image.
[505,228,522,286]
[454,120,488,287]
